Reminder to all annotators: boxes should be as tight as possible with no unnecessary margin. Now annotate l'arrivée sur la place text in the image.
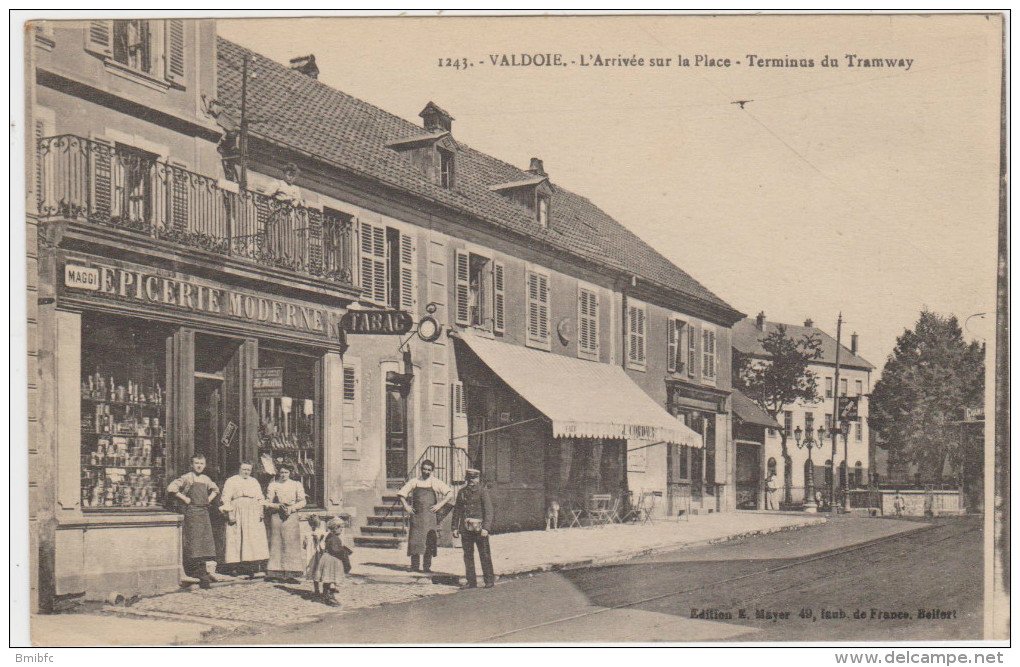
[438,53,914,70]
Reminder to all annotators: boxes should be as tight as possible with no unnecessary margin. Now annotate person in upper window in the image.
[397,460,453,573]
[267,163,303,207]
[167,454,219,589]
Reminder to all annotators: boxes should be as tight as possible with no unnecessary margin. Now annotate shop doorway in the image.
[194,333,245,482]
[385,376,411,487]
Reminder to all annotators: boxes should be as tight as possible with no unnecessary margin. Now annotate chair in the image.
[624,491,657,525]
[588,494,614,527]
[565,501,587,528]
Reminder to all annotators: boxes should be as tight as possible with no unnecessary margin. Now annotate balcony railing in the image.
[36,135,356,286]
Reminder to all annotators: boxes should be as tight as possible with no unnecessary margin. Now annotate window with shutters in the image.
[701,327,717,382]
[360,222,415,311]
[526,270,551,349]
[342,359,361,461]
[85,20,186,87]
[577,286,599,360]
[454,250,502,334]
[626,301,647,370]
[667,317,686,373]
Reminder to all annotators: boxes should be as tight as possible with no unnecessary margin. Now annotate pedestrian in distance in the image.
[167,454,219,589]
[219,461,269,579]
[452,468,495,589]
[397,460,453,573]
[765,472,777,510]
[309,517,350,606]
[893,492,905,517]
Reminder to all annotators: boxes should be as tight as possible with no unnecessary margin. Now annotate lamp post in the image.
[794,425,818,513]
[840,420,852,512]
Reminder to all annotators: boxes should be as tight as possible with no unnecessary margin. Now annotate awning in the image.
[454,331,703,448]
[731,390,780,428]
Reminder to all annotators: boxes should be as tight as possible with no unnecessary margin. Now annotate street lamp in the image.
[794,425,818,513]
[840,421,852,512]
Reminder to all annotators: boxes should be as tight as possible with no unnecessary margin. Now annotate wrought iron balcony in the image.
[36,135,356,287]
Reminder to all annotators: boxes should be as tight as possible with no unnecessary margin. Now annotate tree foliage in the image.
[869,310,985,479]
[735,325,824,420]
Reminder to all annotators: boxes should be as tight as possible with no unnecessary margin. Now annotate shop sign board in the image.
[339,309,414,335]
[253,368,284,398]
[221,421,238,447]
[59,254,349,347]
[838,395,860,422]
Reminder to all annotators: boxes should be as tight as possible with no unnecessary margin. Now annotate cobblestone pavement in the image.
[127,578,458,627]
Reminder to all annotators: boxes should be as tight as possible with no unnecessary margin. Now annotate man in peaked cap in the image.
[452,468,495,589]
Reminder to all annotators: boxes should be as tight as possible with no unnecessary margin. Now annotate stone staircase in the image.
[352,494,408,549]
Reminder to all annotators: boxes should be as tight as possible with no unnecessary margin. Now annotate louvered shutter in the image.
[667,319,677,372]
[451,381,468,444]
[578,287,598,358]
[34,119,46,207]
[90,137,113,221]
[342,359,361,461]
[527,271,549,345]
[703,329,716,378]
[538,274,549,341]
[688,324,698,377]
[165,19,185,84]
[360,221,387,305]
[628,305,646,366]
[492,261,506,334]
[636,307,645,364]
[454,249,470,325]
[398,231,416,313]
[85,20,113,57]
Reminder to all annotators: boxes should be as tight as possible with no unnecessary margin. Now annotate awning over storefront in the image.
[731,390,780,428]
[455,331,703,448]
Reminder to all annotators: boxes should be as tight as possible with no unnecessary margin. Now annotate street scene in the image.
[19,14,1002,646]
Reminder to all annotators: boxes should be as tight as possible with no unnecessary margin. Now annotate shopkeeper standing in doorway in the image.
[397,460,453,572]
[168,454,220,589]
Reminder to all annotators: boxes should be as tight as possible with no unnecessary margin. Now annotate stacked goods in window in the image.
[80,368,166,509]
[257,396,316,504]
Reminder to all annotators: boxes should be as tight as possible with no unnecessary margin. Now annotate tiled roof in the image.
[731,389,780,428]
[732,318,875,370]
[217,38,737,315]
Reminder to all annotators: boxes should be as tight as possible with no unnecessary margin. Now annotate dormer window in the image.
[537,194,549,227]
[439,148,454,189]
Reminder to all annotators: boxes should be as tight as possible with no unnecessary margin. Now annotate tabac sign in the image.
[339,309,414,335]
[60,255,348,346]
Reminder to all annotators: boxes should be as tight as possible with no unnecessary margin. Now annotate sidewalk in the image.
[30,511,822,646]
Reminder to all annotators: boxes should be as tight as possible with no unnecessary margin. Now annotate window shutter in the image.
[688,324,698,377]
[492,261,506,334]
[451,381,468,445]
[667,319,677,372]
[527,271,549,346]
[165,19,185,84]
[89,136,113,221]
[359,221,387,305]
[398,231,416,314]
[578,287,598,358]
[342,359,361,461]
[702,329,716,379]
[454,249,470,325]
[85,20,113,58]
[636,307,645,364]
[538,274,549,341]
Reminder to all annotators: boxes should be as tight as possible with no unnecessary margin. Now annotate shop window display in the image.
[256,348,322,507]
[80,313,168,510]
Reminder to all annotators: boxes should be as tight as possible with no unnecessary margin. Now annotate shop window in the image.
[578,286,599,360]
[80,312,169,511]
[256,347,322,507]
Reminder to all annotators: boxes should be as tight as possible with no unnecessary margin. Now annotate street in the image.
[208,516,982,644]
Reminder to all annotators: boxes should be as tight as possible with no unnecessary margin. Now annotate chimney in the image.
[755,311,766,330]
[528,157,546,177]
[851,332,859,355]
[289,54,319,79]
[419,101,453,133]
[804,318,814,328]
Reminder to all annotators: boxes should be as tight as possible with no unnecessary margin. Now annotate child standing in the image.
[310,517,351,606]
[303,515,328,596]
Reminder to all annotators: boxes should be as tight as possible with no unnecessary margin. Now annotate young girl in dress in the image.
[311,517,349,606]
[303,515,328,596]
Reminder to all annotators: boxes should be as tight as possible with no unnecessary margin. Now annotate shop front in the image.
[453,332,702,531]
[730,390,779,510]
[666,381,732,514]
[49,251,350,601]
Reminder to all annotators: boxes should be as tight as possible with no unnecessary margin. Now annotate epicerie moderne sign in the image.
[63,261,345,341]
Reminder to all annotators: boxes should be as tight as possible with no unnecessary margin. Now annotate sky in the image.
[218,14,1003,376]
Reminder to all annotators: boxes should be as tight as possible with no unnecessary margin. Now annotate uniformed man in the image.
[452,468,495,589]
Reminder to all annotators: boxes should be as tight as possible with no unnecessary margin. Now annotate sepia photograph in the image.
[12,10,1008,650]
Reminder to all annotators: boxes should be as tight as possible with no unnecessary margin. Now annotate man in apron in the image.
[397,460,453,572]
[168,454,220,589]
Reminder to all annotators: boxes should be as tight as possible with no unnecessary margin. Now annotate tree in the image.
[735,325,823,504]
[869,310,984,481]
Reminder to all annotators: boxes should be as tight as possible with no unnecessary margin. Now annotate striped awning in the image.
[455,331,703,448]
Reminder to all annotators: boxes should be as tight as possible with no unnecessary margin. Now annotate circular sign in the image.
[557,317,574,345]
[416,315,443,343]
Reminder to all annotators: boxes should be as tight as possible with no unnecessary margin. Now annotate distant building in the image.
[732,313,875,507]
